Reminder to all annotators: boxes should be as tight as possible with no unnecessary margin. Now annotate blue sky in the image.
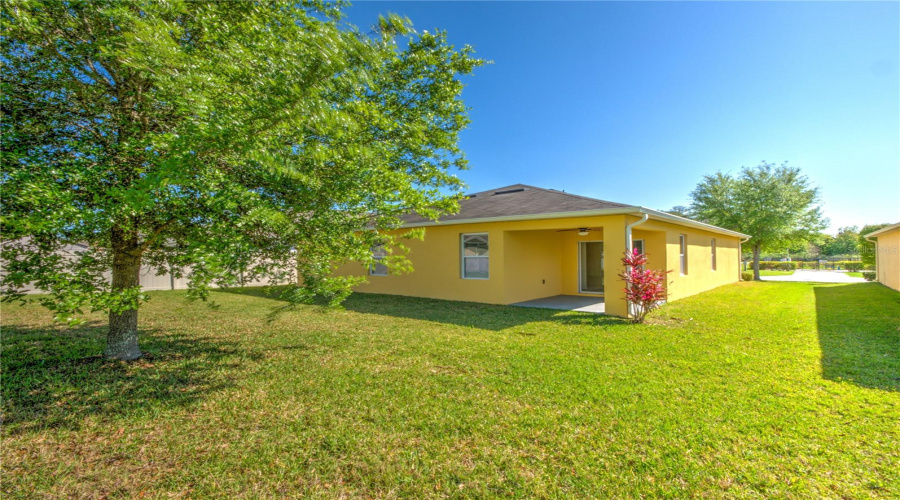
[345,1,899,233]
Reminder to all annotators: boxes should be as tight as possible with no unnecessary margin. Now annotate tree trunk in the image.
[105,244,143,361]
[752,244,761,281]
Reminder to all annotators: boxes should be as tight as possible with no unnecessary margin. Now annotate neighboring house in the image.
[336,184,750,318]
[864,223,900,292]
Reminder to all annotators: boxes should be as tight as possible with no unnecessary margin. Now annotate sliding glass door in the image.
[578,241,604,294]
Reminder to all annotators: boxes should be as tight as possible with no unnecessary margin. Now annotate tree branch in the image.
[137,220,173,254]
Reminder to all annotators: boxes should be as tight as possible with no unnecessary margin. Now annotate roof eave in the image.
[636,207,752,239]
[400,207,640,227]
[863,222,900,238]
[401,206,751,239]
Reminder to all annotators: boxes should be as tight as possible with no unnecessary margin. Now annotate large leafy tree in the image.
[1,1,483,360]
[821,226,860,257]
[859,223,892,268]
[688,162,827,280]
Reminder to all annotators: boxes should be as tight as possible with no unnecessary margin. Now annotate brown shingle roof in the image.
[401,184,633,225]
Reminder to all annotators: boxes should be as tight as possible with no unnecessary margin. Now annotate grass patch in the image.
[846,272,864,278]
[759,270,795,276]
[3,282,899,498]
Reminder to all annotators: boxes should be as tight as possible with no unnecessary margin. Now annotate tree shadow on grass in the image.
[1,320,263,434]
[330,293,629,331]
[814,283,900,392]
[217,287,630,331]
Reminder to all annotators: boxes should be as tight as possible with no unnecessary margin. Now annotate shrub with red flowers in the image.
[619,249,671,323]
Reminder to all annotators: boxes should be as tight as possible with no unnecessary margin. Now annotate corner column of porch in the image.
[602,216,629,318]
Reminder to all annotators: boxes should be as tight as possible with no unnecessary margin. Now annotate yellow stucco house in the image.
[337,184,750,318]
[864,223,900,292]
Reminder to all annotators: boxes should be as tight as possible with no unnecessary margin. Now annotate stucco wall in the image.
[335,215,620,306]
[633,219,742,302]
[335,214,742,317]
[335,223,506,305]
[875,227,900,292]
[335,215,630,313]
[502,230,564,304]
[632,228,668,275]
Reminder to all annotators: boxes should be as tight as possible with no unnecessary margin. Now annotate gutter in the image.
[401,206,751,239]
[633,207,751,239]
[739,235,751,278]
[862,222,900,239]
[865,235,878,279]
[400,207,640,227]
[624,213,649,319]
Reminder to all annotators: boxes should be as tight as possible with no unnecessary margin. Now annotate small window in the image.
[633,239,644,256]
[461,233,489,279]
[679,234,688,275]
[632,239,645,270]
[369,245,387,276]
[711,238,717,271]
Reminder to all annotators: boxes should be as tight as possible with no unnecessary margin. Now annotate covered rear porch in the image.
[500,214,668,317]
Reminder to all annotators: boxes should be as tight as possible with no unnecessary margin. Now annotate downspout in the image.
[624,213,650,317]
[625,213,650,254]
[739,236,751,278]
[865,235,878,280]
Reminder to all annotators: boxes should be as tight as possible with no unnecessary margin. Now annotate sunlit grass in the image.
[3,282,898,498]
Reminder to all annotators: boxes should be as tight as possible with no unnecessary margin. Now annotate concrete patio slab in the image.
[511,294,605,314]
[760,270,867,283]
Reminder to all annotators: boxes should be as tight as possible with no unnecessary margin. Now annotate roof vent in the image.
[493,188,526,195]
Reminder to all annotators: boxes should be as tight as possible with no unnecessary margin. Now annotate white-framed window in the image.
[461,233,489,279]
[633,239,645,255]
[679,234,688,275]
[711,238,717,271]
[632,239,645,270]
[369,245,388,276]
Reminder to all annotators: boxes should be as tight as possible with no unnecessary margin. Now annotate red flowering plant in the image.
[619,249,671,323]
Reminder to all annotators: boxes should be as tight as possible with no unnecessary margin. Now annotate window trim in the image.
[679,234,688,275]
[461,233,490,280]
[368,245,388,276]
[633,239,645,271]
[632,239,645,255]
[711,238,717,271]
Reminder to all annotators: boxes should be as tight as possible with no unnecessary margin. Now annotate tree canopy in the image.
[664,206,690,218]
[858,223,892,267]
[820,226,860,257]
[1,1,484,359]
[688,162,827,279]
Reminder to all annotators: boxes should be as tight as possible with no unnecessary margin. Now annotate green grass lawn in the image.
[847,272,864,278]
[3,282,898,498]
[758,270,795,276]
